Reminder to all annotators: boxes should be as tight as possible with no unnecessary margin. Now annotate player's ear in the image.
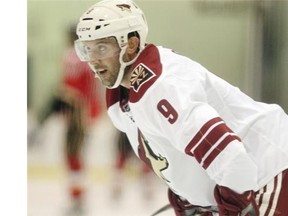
[127,36,140,55]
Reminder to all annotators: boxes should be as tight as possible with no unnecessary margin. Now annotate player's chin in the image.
[103,80,115,88]
[98,76,109,85]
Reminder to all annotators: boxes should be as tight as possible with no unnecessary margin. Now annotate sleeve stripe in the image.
[190,121,225,154]
[202,133,240,169]
[185,117,223,156]
[185,117,241,169]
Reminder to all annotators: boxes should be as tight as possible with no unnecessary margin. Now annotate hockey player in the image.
[60,24,104,215]
[38,24,103,215]
[111,130,153,201]
[73,0,288,215]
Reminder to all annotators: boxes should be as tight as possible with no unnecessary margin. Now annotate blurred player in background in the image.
[38,24,103,215]
[111,131,153,201]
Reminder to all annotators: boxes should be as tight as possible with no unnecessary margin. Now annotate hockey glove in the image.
[214,185,259,216]
[168,188,217,216]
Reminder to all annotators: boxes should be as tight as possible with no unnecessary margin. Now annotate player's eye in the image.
[97,44,108,53]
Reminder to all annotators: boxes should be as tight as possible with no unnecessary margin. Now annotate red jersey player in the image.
[61,24,103,215]
[39,24,103,215]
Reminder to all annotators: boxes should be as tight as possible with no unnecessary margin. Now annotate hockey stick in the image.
[151,204,220,216]
[150,203,172,216]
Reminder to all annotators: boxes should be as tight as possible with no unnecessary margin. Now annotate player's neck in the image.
[121,66,133,89]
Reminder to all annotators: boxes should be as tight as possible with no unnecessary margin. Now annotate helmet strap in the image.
[107,45,141,89]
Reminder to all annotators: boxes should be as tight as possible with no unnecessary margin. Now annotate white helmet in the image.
[75,0,148,88]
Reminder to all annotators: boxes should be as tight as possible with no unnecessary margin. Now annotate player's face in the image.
[84,37,121,87]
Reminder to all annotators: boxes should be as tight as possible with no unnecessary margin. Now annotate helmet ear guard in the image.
[75,0,148,88]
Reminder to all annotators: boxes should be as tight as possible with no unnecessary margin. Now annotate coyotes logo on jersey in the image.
[138,129,170,183]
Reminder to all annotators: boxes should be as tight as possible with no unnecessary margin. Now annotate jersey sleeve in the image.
[152,74,258,193]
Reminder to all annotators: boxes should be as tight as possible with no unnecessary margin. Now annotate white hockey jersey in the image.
[106,44,288,207]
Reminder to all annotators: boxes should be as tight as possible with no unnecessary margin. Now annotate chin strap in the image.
[107,46,141,89]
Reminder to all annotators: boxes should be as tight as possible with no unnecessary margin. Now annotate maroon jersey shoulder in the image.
[129,44,162,103]
[106,87,121,109]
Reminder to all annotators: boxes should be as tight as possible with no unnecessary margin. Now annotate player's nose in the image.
[89,58,100,64]
[89,59,101,68]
